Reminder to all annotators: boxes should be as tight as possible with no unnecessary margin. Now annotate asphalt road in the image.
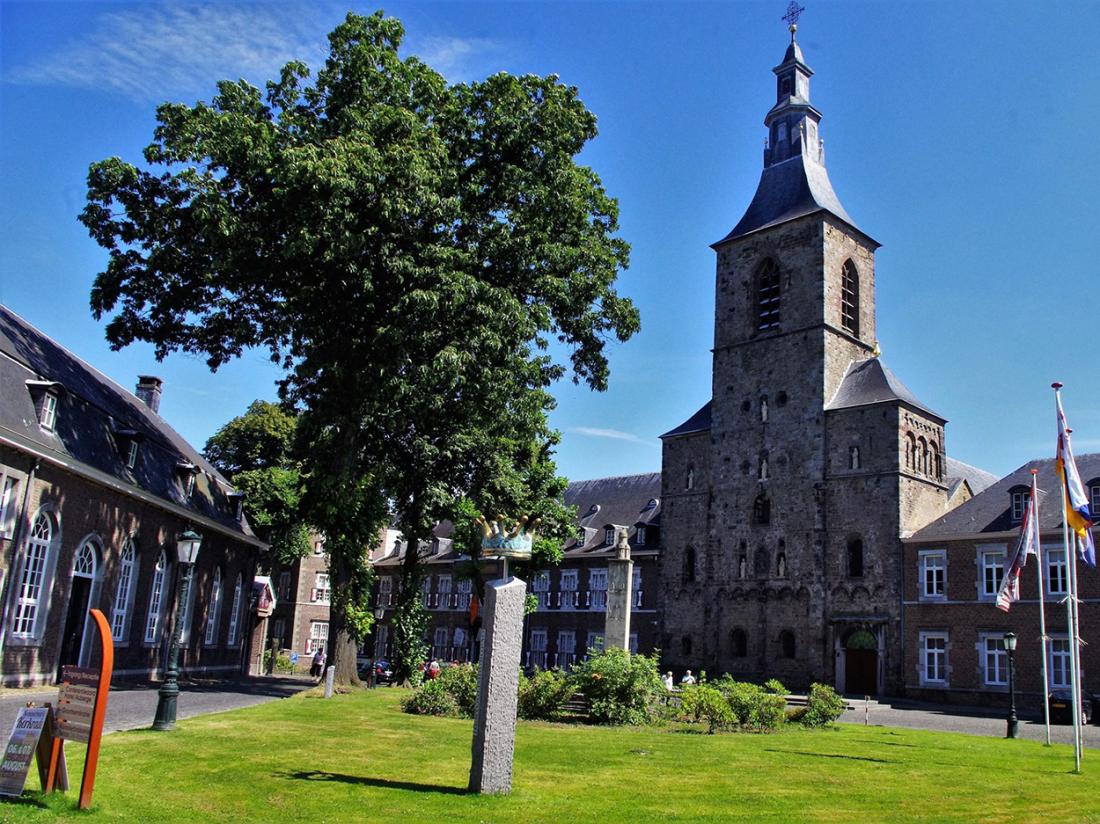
[0,675,312,736]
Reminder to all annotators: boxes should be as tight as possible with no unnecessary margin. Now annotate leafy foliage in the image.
[678,684,734,733]
[401,679,459,717]
[714,678,788,732]
[572,648,664,725]
[81,10,638,684]
[517,668,574,721]
[763,678,787,696]
[204,400,297,475]
[802,683,846,727]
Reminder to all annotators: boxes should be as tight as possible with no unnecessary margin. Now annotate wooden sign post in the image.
[45,608,113,809]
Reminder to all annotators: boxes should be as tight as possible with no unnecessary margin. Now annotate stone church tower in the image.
[658,31,950,695]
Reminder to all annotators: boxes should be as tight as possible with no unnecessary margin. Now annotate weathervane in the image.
[783,2,805,41]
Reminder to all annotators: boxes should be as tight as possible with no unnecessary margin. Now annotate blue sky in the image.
[2,1,1099,485]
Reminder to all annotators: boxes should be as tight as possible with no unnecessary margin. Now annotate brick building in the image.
[370,473,662,669]
[904,456,1100,709]
[0,305,266,686]
[656,33,995,694]
[265,534,333,661]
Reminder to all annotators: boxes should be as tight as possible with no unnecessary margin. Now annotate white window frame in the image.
[532,571,550,609]
[312,572,331,604]
[636,526,646,546]
[604,527,615,546]
[204,567,222,646]
[432,627,449,658]
[373,624,389,659]
[144,550,168,644]
[0,475,19,538]
[421,577,432,608]
[1010,490,1029,523]
[977,546,1006,601]
[559,570,578,609]
[528,628,548,670]
[1049,635,1071,689]
[11,511,55,639]
[1091,484,1100,522]
[40,393,57,431]
[277,570,291,600]
[179,570,197,645]
[378,575,394,606]
[306,621,328,655]
[632,566,643,608]
[919,549,947,601]
[226,573,243,646]
[919,630,949,686]
[455,578,471,611]
[126,440,139,470]
[978,632,1008,687]
[556,630,576,669]
[586,632,605,655]
[588,568,608,611]
[436,575,452,610]
[110,539,138,644]
[1046,546,1067,596]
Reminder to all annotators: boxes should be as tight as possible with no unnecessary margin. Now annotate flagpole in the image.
[1071,533,1085,757]
[1031,469,1052,746]
[1053,382,1083,774]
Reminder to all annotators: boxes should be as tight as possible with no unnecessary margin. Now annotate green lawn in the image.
[2,687,1098,823]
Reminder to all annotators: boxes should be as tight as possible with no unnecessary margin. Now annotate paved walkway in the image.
[839,695,1100,748]
[0,675,313,736]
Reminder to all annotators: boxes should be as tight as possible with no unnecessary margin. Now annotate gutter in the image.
[0,430,268,551]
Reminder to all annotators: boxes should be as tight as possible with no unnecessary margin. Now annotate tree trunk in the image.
[327,546,364,688]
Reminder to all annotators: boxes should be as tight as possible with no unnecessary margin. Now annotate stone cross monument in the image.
[604,528,633,651]
[468,515,538,795]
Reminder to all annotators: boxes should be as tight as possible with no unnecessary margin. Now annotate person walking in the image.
[310,647,326,680]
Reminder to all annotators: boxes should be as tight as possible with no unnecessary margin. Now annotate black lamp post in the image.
[152,529,202,731]
[1004,631,1019,739]
[368,605,386,688]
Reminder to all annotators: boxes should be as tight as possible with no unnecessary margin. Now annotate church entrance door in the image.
[844,629,878,696]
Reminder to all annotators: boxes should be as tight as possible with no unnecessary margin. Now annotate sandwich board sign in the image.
[0,706,48,796]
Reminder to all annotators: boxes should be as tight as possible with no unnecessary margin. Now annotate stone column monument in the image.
[604,528,633,651]
[468,515,538,795]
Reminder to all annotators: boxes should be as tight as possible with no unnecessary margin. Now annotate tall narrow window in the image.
[905,433,917,469]
[0,476,18,538]
[145,550,167,643]
[226,573,243,646]
[753,494,771,525]
[12,512,54,637]
[756,259,781,331]
[110,540,137,642]
[204,567,222,646]
[847,538,864,578]
[684,547,696,583]
[841,259,859,335]
[731,628,748,657]
[780,630,796,659]
[40,393,58,431]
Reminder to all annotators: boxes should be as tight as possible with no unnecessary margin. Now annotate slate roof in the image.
[661,401,712,439]
[566,472,661,555]
[944,457,999,498]
[826,357,943,421]
[911,454,1100,541]
[0,304,261,546]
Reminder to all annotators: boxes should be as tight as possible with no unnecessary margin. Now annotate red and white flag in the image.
[997,483,1040,611]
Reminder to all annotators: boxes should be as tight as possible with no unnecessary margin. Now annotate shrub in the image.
[680,684,733,733]
[518,668,574,721]
[718,679,787,732]
[572,648,664,725]
[436,664,479,717]
[763,678,787,696]
[802,682,846,727]
[401,679,458,717]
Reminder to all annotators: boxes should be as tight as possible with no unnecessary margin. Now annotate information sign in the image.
[0,707,48,796]
[57,666,99,743]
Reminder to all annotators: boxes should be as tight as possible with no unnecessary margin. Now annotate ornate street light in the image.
[1004,631,1019,739]
[152,529,203,731]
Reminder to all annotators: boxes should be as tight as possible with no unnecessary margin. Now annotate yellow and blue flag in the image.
[1056,393,1096,567]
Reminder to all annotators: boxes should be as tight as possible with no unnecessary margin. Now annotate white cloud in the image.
[570,426,656,447]
[6,4,326,103]
[411,35,499,81]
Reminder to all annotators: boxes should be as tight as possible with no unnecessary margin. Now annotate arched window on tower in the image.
[904,433,917,470]
[919,438,929,475]
[756,259,781,331]
[930,442,942,480]
[841,259,860,336]
[847,538,864,578]
[753,494,771,525]
[780,630,796,659]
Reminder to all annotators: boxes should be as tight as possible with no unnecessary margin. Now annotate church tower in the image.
[658,23,950,695]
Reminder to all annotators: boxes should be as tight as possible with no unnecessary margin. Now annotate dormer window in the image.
[604,527,615,546]
[176,462,199,499]
[41,393,57,430]
[636,526,646,546]
[1010,487,1030,523]
[576,528,587,545]
[1088,480,1100,517]
[126,440,139,469]
[26,381,64,432]
[113,428,144,470]
[229,492,245,521]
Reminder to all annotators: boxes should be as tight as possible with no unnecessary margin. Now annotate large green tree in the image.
[82,11,638,685]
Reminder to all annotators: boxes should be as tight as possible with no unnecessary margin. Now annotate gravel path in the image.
[0,675,313,736]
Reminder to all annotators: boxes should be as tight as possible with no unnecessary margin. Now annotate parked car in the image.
[1047,690,1093,725]
[358,659,394,686]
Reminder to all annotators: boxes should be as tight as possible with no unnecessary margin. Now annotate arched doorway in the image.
[844,629,878,696]
[57,539,100,679]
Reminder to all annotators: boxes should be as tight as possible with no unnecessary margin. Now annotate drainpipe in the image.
[0,457,40,666]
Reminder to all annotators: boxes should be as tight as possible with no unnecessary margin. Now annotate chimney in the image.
[135,375,163,413]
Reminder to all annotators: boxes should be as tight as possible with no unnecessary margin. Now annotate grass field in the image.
[2,687,1098,823]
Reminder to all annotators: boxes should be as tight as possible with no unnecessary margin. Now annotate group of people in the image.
[662,669,696,690]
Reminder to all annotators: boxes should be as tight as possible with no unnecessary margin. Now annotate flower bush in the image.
[518,668,574,721]
[679,684,734,733]
[401,678,458,716]
[801,682,846,727]
[572,648,664,725]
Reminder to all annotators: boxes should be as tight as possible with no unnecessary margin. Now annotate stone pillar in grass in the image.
[468,515,540,795]
[604,529,633,651]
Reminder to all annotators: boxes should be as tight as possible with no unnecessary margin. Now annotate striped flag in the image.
[1056,393,1096,567]
[997,483,1039,611]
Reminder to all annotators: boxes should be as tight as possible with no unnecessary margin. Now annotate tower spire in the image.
[782,2,805,43]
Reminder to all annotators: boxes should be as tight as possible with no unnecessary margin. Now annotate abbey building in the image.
[657,32,975,694]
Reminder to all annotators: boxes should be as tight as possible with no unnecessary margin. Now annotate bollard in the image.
[324,665,335,698]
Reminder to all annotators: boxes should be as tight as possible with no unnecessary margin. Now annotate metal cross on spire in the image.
[783,2,805,40]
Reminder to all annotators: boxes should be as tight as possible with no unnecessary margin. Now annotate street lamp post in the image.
[152,530,202,731]
[368,605,386,688]
[1004,631,1019,739]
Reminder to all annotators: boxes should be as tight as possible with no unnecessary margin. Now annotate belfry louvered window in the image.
[756,259,781,331]
[841,259,859,335]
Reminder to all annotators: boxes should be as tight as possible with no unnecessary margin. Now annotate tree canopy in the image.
[82,10,638,683]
